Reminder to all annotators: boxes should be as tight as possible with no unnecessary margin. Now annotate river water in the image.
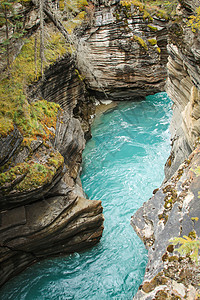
[0,92,172,300]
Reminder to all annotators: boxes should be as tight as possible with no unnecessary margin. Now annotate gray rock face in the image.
[165,0,200,179]
[78,3,168,100]
[0,191,104,287]
[29,55,95,139]
[55,110,85,179]
[0,55,104,287]
[132,146,200,299]
[132,0,200,298]
[0,126,23,167]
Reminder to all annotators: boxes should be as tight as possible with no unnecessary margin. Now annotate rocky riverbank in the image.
[132,0,200,298]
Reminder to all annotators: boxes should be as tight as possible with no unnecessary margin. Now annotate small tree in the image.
[39,0,45,80]
[0,0,26,72]
[0,0,13,70]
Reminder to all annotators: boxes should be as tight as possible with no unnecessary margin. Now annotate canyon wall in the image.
[165,2,200,179]
[1,0,200,295]
[132,0,200,298]
[0,55,104,287]
[0,0,170,287]
[77,1,168,100]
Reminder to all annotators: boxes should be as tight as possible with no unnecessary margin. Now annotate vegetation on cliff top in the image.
[0,0,89,192]
[0,34,63,139]
[0,0,90,138]
[0,0,89,127]
[120,0,178,20]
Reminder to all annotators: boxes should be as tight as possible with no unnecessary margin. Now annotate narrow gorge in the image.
[0,0,200,299]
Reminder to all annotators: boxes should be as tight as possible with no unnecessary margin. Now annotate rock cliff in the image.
[0,53,104,287]
[77,1,168,100]
[1,0,200,296]
[132,0,200,298]
[1,0,170,288]
[165,15,200,179]
[132,146,200,299]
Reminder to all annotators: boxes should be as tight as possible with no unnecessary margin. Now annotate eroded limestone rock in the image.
[0,192,104,287]
[0,54,104,287]
[77,2,168,100]
[132,0,200,297]
[132,146,200,299]
[165,0,200,179]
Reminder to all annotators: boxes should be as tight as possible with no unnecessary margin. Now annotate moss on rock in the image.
[133,35,148,51]
[0,31,67,194]
[0,33,65,139]
[142,272,168,293]
[0,149,64,192]
[148,38,157,46]
[147,24,158,31]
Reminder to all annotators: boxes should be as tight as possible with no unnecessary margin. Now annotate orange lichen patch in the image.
[31,101,59,129]
[22,137,37,148]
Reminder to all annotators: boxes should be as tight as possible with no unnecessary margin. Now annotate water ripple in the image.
[0,92,172,300]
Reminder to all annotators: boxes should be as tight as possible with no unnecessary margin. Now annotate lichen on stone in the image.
[0,148,64,192]
[133,35,148,51]
[148,38,157,46]
[147,24,158,31]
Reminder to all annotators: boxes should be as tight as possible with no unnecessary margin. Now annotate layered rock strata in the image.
[165,41,200,179]
[0,191,103,287]
[29,55,95,140]
[164,0,200,180]
[132,0,200,298]
[132,146,200,299]
[78,2,168,100]
[0,55,104,287]
[1,0,200,295]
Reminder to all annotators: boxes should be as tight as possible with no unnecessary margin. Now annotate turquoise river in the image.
[0,92,172,300]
